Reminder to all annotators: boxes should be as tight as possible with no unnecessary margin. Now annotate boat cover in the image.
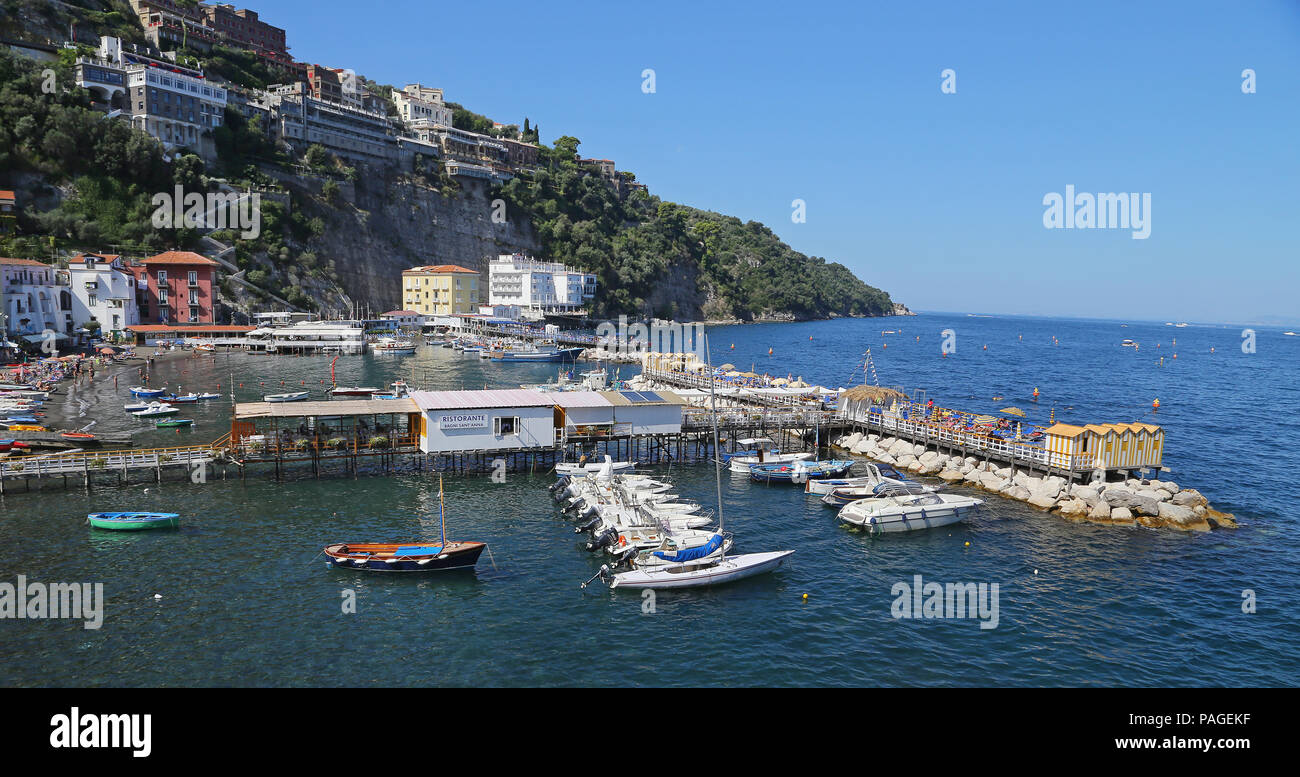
[653,533,722,562]
[392,545,444,556]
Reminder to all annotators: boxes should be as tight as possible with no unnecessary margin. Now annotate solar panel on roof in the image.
[637,391,663,403]
[619,391,642,402]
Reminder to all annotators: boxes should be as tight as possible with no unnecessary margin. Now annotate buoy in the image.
[1211,347,1215,353]
[1172,353,1177,360]
[964,541,970,547]
[767,347,773,355]
[1152,398,1160,410]
[730,344,734,350]
[982,345,987,351]
[802,593,808,600]
[1032,387,1039,400]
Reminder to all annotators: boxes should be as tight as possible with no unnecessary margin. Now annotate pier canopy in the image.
[551,390,687,437]
[126,324,255,345]
[229,398,422,456]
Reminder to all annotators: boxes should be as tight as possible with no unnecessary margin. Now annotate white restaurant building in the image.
[411,389,559,454]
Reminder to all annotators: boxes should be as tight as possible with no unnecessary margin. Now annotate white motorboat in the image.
[371,337,417,355]
[727,450,814,473]
[803,463,916,495]
[837,492,984,534]
[124,400,171,412]
[609,550,795,589]
[132,404,179,417]
[556,459,635,476]
[263,391,310,403]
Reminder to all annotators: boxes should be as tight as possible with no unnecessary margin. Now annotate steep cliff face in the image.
[295,174,538,312]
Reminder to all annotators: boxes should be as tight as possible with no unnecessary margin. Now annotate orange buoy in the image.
[1032,387,1039,399]
[1172,353,1177,359]
[1153,398,1160,410]
[730,344,734,350]
[767,347,773,355]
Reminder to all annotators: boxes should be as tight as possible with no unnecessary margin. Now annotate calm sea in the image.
[1,313,1296,686]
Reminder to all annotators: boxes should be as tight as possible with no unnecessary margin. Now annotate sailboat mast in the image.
[439,473,447,547]
[705,334,725,549]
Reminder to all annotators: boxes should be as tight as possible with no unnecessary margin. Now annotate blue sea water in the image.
[1,312,1296,686]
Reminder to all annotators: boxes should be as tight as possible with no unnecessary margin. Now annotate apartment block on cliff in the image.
[75,37,227,160]
[200,4,302,74]
[394,84,453,128]
[130,0,221,53]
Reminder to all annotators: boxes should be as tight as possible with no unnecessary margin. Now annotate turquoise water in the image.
[2,313,1297,686]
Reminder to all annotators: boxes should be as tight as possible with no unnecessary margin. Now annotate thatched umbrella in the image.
[1000,406,1027,417]
[841,385,906,403]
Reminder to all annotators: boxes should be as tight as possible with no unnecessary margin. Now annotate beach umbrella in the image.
[771,378,790,386]
[718,363,735,372]
[1000,407,1027,417]
[725,371,741,377]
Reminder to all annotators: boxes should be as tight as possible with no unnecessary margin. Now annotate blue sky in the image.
[259,0,1300,324]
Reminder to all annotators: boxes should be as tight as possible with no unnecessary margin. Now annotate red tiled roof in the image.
[0,190,15,202]
[0,257,50,267]
[141,251,219,266]
[126,325,255,333]
[382,310,422,316]
[403,264,477,274]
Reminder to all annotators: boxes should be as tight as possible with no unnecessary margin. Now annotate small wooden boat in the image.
[60,432,97,441]
[5,424,45,432]
[323,541,486,572]
[263,391,309,402]
[161,393,200,403]
[323,474,486,573]
[155,419,194,428]
[130,386,167,397]
[87,512,181,531]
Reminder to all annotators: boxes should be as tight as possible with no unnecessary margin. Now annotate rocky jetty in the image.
[832,432,1236,532]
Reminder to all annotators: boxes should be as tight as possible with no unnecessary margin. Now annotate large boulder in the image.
[1057,498,1090,517]
[1152,480,1180,495]
[963,469,983,485]
[1070,486,1102,506]
[1028,493,1059,510]
[1172,489,1208,508]
[851,440,875,455]
[1157,501,1210,532]
[896,454,918,469]
[840,432,863,449]
[1110,506,1134,525]
[875,452,897,466]
[1013,471,1040,490]
[938,469,965,483]
[1087,502,1112,521]
[1007,485,1032,501]
[1031,479,1063,502]
[918,451,941,466]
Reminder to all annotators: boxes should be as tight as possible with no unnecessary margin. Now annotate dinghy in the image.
[329,386,381,397]
[132,404,178,417]
[803,463,916,495]
[263,391,309,402]
[323,474,486,573]
[837,492,984,534]
[87,512,180,531]
[749,459,854,483]
[155,419,194,428]
[161,393,200,403]
[130,386,166,397]
[60,432,97,441]
[556,458,635,476]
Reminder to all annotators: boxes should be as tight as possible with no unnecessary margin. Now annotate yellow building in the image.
[1044,421,1164,472]
[401,265,479,316]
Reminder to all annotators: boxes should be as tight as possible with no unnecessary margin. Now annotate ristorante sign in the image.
[437,412,489,431]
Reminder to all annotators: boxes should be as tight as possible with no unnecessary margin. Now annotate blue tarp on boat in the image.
[393,545,444,556]
[653,533,722,562]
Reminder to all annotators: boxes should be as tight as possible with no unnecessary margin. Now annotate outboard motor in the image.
[585,528,616,552]
[574,516,601,534]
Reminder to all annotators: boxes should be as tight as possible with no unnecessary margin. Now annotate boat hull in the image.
[88,512,180,531]
[610,550,794,589]
[323,541,486,572]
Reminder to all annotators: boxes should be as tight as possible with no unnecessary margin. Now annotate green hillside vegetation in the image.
[498,136,892,320]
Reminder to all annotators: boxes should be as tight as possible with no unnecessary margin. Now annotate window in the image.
[189,290,199,305]
[188,270,199,287]
[158,288,168,305]
[493,416,518,436]
[157,270,167,284]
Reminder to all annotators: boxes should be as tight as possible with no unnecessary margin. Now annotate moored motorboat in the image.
[263,391,310,402]
[329,386,381,397]
[155,418,194,428]
[749,459,854,483]
[821,480,934,506]
[605,550,795,589]
[130,386,166,397]
[132,404,178,417]
[60,432,97,441]
[87,512,181,531]
[556,458,635,476]
[837,492,984,534]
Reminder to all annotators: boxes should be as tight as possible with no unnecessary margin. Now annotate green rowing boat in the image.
[87,512,181,531]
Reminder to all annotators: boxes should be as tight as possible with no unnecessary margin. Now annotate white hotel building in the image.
[66,254,140,339]
[488,254,596,315]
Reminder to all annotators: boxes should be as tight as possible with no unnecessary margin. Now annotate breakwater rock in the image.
[832,432,1237,532]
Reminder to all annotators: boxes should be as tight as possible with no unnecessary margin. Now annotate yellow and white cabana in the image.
[1044,421,1163,471]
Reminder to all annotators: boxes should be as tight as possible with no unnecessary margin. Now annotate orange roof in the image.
[127,325,254,333]
[0,190,15,202]
[403,264,477,274]
[0,257,50,267]
[141,251,219,266]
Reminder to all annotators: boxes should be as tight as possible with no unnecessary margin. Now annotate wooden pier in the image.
[0,442,217,494]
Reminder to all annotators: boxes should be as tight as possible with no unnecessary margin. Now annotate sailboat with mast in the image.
[323,475,487,572]
[587,335,794,590]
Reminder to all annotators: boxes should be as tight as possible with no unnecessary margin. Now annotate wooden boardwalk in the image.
[0,442,217,493]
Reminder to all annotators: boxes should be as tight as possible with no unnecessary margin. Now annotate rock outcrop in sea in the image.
[832,432,1237,532]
